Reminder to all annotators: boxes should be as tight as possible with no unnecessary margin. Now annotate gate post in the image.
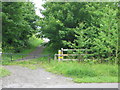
[58,50,63,61]
[0,51,1,62]
[54,54,57,60]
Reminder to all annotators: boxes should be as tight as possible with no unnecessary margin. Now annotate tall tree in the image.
[40,2,95,50]
[2,2,39,52]
[39,2,118,61]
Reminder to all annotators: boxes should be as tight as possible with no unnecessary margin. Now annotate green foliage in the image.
[3,60,39,70]
[2,2,39,52]
[39,2,91,50]
[40,60,118,83]
[28,36,43,48]
[74,76,118,83]
[39,2,118,62]
[118,2,120,64]
[2,36,43,64]
[0,67,11,77]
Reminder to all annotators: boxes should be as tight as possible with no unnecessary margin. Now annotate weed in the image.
[0,67,11,77]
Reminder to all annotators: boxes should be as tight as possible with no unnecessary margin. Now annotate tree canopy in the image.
[2,2,39,52]
[2,2,118,62]
[39,2,118,61]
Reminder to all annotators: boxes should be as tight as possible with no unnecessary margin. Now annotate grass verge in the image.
[38,60,118,83]
[4,57,118,83]
[0,67,11,77]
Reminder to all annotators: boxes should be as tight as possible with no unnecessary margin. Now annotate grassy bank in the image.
[0,67,11,77]
[39,60,118,83]
[4,57,118,83]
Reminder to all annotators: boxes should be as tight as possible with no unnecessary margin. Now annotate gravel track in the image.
[1,66,118,88]
[1,46,118,88]
[17,45,44,61]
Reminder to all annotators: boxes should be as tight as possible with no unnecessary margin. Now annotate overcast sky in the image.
[32,0,45,17]
[32,0,50,41]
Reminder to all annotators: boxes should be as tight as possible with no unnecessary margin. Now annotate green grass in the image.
[2,44,118,83]
[3,60,40,70]
[74,76,118,83]
[0,67,11,77]
[28,36,43,49]
[42,61,118,83]
[2,36,43,64]
[4,57,118,83]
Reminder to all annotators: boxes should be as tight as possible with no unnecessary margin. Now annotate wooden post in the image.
[22,56,23,60]
[92,57,94,61]
[78,54,80,63]
[11,55,13,61]
[48,54,50,63]
[54,54,57,60]
[101,57,103,63]
[85,48,87,61]
[54,54,55,60]
[0,52,1,62]
[78,49,80,63]
[61,48,63,60]
[58,50,63,61]
[98,54,101,64]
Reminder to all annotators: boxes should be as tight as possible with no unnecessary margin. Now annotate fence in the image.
[54,48,93,61]
[1,53,51,63]
[54,48,117,64]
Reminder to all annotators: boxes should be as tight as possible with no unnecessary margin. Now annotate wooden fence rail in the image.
[54,48,91,61]
[1,53,51,62]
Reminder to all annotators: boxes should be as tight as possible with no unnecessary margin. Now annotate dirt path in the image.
[24,45,44,60]
[17,45,45,61]
[1,66,118,88]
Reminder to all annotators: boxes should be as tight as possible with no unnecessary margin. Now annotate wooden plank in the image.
[62,49,77,51]
[62,49,91,51]
[55,54,93,56]
[63,54,79,56]
[55,54,80,56]
[62,59,78,61]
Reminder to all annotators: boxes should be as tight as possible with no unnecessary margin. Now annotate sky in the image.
[32,0,50,42]
[32,0,45,17]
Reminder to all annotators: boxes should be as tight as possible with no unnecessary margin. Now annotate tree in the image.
[39,2,96,50]
[2,2,39,52]
[39,2,118,62]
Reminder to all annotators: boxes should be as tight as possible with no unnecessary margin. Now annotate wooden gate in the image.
[54,48,90,61]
